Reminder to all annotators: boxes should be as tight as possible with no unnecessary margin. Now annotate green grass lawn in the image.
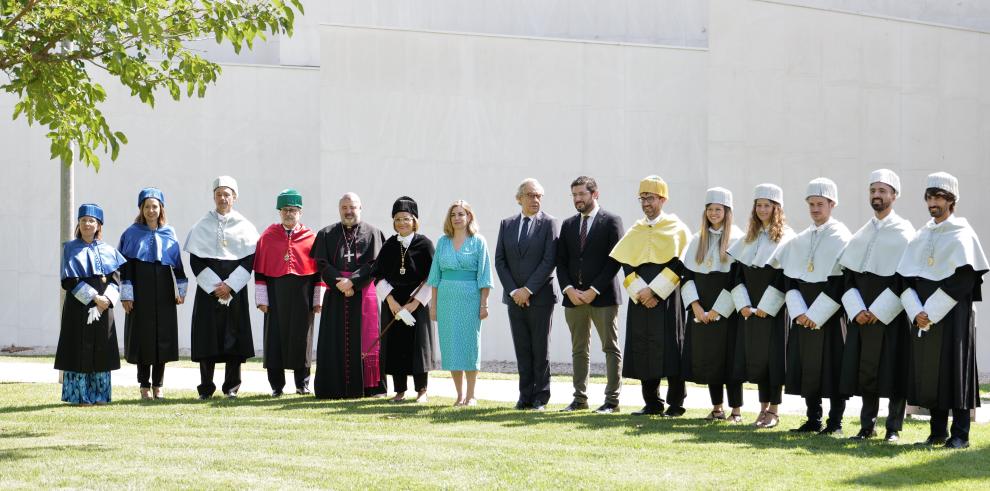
[1,383,988,489]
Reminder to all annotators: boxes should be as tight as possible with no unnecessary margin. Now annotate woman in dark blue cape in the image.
[119,188,188,400]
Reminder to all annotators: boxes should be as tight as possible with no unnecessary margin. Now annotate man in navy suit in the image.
[556,176,625,413]
[495,178,561,410]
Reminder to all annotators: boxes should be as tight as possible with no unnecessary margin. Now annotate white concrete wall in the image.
[320,25,710,364]
[708,0,990,366]
[0,64,321,353]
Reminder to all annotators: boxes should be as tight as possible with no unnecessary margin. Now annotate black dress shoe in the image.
[271,390,284,398]
[944,436,970,449]
[198,393,212,401]
[295,387,311,395]
[849,428,877,440]
[914,434,949,446]
[559,401,589,412]
[789,420,823,433]
[632,405,664,416]
[514,401,532,410]
[532,404,547,411]
[818,425,843,436]
[595,403,620,414]
[664,406,686,418]
[884,431,899,443]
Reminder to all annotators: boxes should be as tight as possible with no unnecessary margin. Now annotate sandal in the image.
[727,413,743,424]
[754,410,768,427]
[390,392,406,403]
[140,388,152,400]
[153,387,165,400]
[704,409,726,421]
[763,411,779,429]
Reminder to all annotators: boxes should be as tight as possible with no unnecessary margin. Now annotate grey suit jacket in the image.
[494,210,561,306]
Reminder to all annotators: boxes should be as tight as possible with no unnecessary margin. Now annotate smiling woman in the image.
[55,204,127,405]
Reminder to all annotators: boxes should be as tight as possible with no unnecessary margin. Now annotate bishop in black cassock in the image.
[311,193,386,399]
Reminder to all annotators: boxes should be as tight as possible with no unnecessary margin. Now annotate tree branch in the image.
[2,0,39,32]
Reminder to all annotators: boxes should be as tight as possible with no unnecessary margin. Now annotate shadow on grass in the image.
[0,444,106,462]
[0,430,50,439]
[842,444,990,487]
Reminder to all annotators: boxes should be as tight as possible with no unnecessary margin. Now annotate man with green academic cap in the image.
[254,189,327,397]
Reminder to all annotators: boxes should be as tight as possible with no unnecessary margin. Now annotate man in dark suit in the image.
[556,176,625,413]
[495,178,561,411]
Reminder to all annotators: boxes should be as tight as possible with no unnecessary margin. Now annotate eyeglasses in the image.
[393,217,414,223]
[522,193,543,200]
[637,195,659,204]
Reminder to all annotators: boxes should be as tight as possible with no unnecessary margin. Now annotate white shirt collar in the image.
[644,211,666,226]
[398,232,415,248]
[582,204,600,220]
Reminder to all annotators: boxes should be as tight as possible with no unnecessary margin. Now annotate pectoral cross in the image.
[344,250,355,262]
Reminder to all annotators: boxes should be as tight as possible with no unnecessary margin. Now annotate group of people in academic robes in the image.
[54,170,987,451]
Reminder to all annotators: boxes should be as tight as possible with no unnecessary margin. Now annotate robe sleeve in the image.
[103,271,121,307]
[190,254,222,295]
[783,276,808,318]
[312,273,327,308]
[476,236,494,290]
[224,254,255,293]
[311,229,343,285]
[119,257,135,301]
[255,272,269,306]
[924,266,980,324]
[173,260,189,299]
[840,268,867,320]
[730,264,751,312]
[680,268,699,307]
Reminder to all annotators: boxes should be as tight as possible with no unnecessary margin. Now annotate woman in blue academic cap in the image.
[55,204,127,405]
[119,188,188,400]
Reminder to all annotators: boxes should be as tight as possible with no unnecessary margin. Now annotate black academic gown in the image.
[682,265,741,385]
[621,260,685,381]
[372,234,439,376]
[55,274,122,373]
[838,271,908,398]
[189,254,256,363]
[731,264,788,387]
[904,265,983,410]
[121,259,186,365]
[784,275,847,399]
[311,222,385,399]
[258,272,318,371]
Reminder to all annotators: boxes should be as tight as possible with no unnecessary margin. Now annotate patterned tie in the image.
[579,214,588,252]
[519,216,531,250]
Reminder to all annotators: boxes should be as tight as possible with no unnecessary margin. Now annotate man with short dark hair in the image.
[837,170,914,442]
[897,172,988,449]
[556,176,625,413]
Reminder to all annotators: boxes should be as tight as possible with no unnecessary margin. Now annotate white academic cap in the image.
[753,183,783,206]
[705,187,733,209]
[926,172,959,202]
[806,177,838,205]
[869,168,900,195]
[213,175,239,196]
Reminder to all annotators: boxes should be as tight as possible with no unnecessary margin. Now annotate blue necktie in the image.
[519,216,531,250]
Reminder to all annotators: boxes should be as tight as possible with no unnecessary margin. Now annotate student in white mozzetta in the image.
[774,178,853,436]
[896,172,988,450]
[836,169,914,443]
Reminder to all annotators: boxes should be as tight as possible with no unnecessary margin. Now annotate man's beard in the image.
[870,199,888,212]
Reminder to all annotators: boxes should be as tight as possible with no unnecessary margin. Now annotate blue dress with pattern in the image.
[426,234,494,370]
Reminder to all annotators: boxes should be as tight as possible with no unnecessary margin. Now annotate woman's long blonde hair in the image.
[443,200,479,237]
[695,204,733,265]
[745,200,787,243]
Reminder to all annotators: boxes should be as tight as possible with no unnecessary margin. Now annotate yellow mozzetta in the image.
[609,215,690,267]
